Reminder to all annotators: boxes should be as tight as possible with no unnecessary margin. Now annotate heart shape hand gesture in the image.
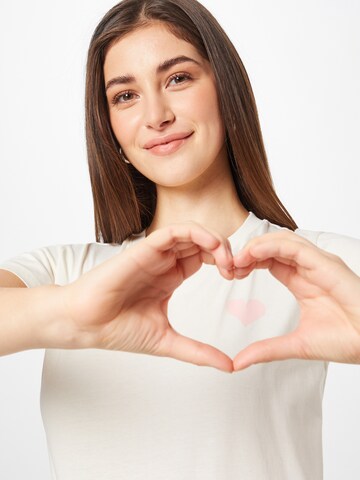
[60,223,360,373]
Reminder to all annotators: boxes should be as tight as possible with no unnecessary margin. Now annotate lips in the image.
[143,132,193,150]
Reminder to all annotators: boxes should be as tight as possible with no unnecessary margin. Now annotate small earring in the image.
[119,147,131,164]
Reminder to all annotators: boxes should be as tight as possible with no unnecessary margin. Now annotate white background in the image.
[0,0,359,478]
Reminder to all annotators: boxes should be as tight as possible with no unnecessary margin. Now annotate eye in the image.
[111,90,136,106]
[168,72,192,86]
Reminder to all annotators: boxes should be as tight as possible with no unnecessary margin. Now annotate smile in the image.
[146,132,193,156]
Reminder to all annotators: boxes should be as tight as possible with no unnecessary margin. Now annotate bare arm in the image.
[0,223,235,372]
[0,271,84,356]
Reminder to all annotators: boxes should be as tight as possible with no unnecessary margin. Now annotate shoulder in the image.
[262,216,360,254]
[289,224,360,276]
[0,240,128,287]
[255,215,360,275]
[51,241,127,280]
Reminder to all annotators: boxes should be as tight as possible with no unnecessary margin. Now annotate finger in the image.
[233,231,313,268]
[247,230,315,249]
[147,223,222,252]
[182,242,234,277]
[235,238,320,271]
[148,223,233,270]
[175,245,201,258]
[198,251,234,280]
[160,328,234,373]
[178,251,234,281]
[232,333,306,372]
[175,245,231,268]
[177,249,224,269]
[265,260,298,290]
[248,240,351,293]
[233,262,298,300]
[177,252,204,280]
[234,259,273,278]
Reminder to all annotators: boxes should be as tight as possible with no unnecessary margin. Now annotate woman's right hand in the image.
[61,223,235,372]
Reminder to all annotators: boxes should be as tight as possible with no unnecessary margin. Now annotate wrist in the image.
[36,284,95,351]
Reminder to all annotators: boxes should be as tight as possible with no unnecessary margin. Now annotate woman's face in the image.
[104,23,227,188]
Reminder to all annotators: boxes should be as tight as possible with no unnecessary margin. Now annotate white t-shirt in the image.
[1,212,360,480]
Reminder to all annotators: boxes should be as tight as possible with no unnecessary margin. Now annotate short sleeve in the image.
[315,231,360,276]
[0,245,58,288]
[0,242,126,288]
[290,227,360,278]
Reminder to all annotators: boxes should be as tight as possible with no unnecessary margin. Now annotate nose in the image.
[143,92,175,130]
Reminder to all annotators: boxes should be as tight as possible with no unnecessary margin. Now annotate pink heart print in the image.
[227,299,266,326]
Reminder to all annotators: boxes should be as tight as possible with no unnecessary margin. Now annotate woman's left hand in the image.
[231,230,360,371]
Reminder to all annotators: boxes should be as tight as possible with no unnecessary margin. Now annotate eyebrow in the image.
[105,55,201,92]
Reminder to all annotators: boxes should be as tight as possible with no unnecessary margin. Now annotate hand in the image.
[232,230,360,371]
[61,223,235,372]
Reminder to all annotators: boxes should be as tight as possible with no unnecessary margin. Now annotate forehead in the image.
[104,23,203,77]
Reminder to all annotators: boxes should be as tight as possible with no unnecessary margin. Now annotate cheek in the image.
[109,110,141,147]
[186,83,224,136]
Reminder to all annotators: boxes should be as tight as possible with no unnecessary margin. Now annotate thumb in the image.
[233,333,304,371]
[160,328,234,373]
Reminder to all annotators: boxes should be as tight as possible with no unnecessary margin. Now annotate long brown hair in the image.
[85,0,297,244]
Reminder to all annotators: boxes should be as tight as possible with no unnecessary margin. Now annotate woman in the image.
[0,0,359,478]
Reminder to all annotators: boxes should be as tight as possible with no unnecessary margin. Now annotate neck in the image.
[146,156,249,239]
